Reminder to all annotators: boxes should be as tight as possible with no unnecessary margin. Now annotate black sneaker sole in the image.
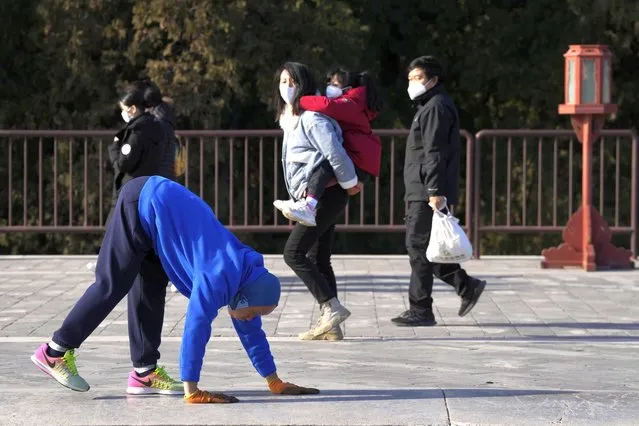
[459,280,486,317]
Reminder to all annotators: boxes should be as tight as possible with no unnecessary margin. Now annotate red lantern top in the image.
[559,44,617,115]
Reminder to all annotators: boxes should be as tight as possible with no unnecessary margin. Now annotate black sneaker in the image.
[458,279,486,317]
[391,310,437,327]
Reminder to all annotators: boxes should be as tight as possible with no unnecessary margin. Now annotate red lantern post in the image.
[541,45,634,271]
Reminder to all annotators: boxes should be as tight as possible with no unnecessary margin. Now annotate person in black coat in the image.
[109,83,172,200]
[139,81,185,294]
[392,56,486,327]
[103,81,178,385]
[141,80,184,180]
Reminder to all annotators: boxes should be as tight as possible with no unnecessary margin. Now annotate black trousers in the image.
[283,185,348,304]
[305,159,334,199]
[306,159,367,200]
[53,177,167,368]
[405,201,473,314]
[108,185,169,367]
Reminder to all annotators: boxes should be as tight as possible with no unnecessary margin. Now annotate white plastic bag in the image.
[425,206,473,264]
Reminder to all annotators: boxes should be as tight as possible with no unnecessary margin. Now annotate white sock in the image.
[134,365,156,375]
[305,196,318,209]
[48,341,68,353]
[326,297,342,311]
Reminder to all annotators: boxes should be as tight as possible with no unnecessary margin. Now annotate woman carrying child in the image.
[274,62,363,340]
[274,67,383,227]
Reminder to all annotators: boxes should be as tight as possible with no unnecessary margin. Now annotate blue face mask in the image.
[326,85,343,99]
[279,85,296,104]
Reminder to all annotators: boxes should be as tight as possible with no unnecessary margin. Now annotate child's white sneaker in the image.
[273,199,295,212]
[283,200,317,227]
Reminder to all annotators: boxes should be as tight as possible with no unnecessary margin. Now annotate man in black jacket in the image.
[392,56,486,327]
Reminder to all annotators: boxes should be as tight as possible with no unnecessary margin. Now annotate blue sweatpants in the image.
[52,176,167,367]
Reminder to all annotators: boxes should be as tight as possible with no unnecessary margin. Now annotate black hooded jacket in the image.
[108,112,171,197]
[403,84,461,205]
[149,102,180,181]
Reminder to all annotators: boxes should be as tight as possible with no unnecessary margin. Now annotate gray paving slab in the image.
[0,255,638,425]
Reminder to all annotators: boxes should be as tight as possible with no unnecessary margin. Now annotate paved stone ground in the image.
[1,255,638,425]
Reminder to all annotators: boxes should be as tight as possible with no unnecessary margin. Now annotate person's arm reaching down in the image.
[232,317,320,395]
[181,273,239,404]
[421,103,451,203]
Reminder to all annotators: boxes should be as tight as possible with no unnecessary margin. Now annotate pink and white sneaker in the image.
[31,343,90,392]
[126,366,183,395]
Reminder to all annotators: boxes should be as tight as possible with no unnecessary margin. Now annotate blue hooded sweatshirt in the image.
[137,176,277,382]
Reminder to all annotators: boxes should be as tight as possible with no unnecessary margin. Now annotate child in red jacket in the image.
[274,68,383,226]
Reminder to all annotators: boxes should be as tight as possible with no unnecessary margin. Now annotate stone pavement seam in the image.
[441,388,452,426]
[167,312,186,336]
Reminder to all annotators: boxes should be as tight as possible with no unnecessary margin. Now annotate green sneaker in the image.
[126,366,183,395]
[31,343,90,392]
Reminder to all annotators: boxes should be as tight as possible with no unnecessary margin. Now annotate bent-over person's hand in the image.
[266,373,320,395]
[184,389,239,403]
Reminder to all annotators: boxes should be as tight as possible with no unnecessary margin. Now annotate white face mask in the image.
[121,110,131,123]
[279,84,296,105]
[407,79,432,100]
[326,85,343,99]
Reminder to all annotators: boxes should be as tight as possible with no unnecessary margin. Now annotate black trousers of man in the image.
[405,200,477,314]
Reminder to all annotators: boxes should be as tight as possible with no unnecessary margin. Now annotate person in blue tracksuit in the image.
[31,176,319,403]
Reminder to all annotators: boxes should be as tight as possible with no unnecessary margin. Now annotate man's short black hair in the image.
[407,56,446,82]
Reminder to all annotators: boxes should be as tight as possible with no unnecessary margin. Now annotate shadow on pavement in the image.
[94,387,574,403]
[467,322,639,330]
[363,335,639,342]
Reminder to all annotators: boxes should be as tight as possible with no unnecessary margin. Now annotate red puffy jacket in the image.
[299,86,382,177]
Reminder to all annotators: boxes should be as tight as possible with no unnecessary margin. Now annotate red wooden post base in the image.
[541,205,634,271]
